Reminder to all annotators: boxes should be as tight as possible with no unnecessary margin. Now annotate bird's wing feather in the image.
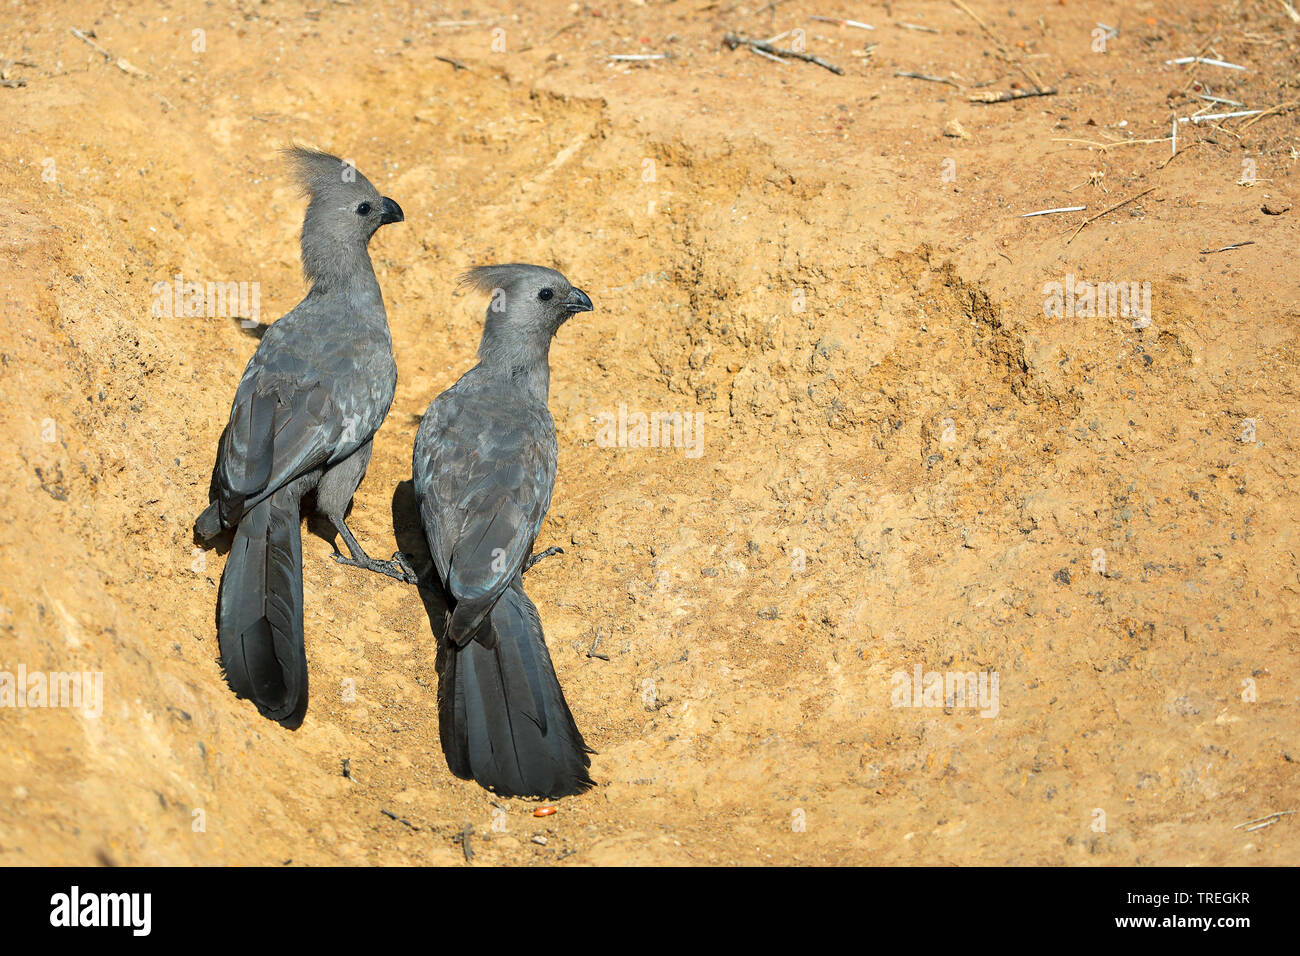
[415,382,555,636]
[210,322,390,522]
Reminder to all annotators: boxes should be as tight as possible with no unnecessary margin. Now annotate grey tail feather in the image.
[448,595,496,648]
[440,581,594,798]
[216,489,307,726]
[194,500,222,541]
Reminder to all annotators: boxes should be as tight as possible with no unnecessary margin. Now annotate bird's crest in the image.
[460,264,569,296]
[283,144,374,198]
[461,264,525,295]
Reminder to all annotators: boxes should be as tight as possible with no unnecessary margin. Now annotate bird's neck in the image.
[304,245,387,320]
[477,336,552,403]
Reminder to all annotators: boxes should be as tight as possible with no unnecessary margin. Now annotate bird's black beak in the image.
[379,197,404,225]
[564,287,593,314]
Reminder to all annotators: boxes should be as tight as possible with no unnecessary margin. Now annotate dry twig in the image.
[380,809,419,830]
[1053,137,1169,152]
[1022,205,1086,218]
[895,70,960,87]
[1200,241,1254,254]
[809,15,874,30]
[1233,810,1294,831]
[69,27,149,78]
[970,87,1056,103]
[1241,98,1300,128]
[1166,56,1248,71]
[454,823,475,861]
[723,32,844,74]
[1065,186,1156,244]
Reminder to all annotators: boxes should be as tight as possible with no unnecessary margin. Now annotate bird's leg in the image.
[389,551,422,580]
[329,517,418,584]
[524,546,564,573]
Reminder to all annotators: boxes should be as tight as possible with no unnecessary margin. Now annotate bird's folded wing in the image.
[442,459,547,602]
[212,358,350,516]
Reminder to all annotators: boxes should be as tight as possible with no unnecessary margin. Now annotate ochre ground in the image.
[0,0,1296,865]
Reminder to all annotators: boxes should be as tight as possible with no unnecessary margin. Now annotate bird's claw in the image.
[524,546,565,573]
[333,550,418,584]
[391,552,420,584]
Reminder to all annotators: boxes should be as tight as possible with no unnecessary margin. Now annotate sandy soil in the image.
[0,0,1296,865]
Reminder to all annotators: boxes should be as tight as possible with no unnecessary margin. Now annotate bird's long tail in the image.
[217,487,307,726]
[441,580,594,798]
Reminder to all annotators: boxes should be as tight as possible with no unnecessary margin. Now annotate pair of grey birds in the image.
[193,147,595,799]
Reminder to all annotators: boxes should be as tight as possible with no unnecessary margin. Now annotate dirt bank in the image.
[0,0,1296,865]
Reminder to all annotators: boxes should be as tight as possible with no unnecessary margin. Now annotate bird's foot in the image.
[333,550,419,584]
[524,546,564,573]
[391,551,433,587]
[391,551,419,579]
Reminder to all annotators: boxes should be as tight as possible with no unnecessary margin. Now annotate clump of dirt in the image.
[0,0,1296,865]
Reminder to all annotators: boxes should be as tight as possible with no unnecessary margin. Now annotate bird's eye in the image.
[538,288,554,301]
[356,202,372,216]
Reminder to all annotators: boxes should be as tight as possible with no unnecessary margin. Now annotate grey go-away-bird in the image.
[407,264,595,797]
[194,146,411,727]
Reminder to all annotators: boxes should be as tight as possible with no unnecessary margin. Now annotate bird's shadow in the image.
[390,479,456,759]
[192,478,452,738]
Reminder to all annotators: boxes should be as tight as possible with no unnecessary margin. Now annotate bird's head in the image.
[461,264,593,365]
[285,145,403,288]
